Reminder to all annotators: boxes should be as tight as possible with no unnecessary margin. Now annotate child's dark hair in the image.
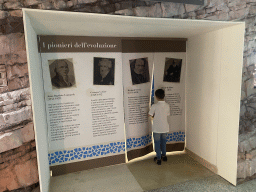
[155,89,165,99]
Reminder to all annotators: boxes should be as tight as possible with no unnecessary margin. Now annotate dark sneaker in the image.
[154,157,161,165]
[162,156,167,161]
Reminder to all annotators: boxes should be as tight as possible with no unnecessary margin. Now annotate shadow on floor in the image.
[127,152,215,191]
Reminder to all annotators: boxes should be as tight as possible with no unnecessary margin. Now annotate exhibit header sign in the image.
[38,36,121,53]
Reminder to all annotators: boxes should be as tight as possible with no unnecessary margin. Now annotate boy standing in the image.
[148,89,170,165]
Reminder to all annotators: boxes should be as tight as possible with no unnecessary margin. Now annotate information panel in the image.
[38,36,126,172]
[122,53,154,160]
[37,36,186,173]
[153,53,186,151]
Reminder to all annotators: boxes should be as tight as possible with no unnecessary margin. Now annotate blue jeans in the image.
[153,132,167,160]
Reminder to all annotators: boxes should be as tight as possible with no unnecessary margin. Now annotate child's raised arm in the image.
[148,106,155,118]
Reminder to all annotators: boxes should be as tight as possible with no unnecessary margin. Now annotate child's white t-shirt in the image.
[148,101,170,133]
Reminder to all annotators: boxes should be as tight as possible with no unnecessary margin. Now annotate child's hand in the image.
[148,114,154,119]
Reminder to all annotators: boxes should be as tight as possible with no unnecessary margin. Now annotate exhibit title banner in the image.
[38,36,187,53]
[38,35,122,53]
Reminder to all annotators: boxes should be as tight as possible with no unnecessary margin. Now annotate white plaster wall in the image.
[217,24,245,185]
[23,12,50,192]
[186,24,245,185]
[186,29,222,166]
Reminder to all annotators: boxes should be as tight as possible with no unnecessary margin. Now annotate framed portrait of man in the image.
[93,57,115,85]
[129,57,150,85]
[49,58,76,89]
[163,58,182,83]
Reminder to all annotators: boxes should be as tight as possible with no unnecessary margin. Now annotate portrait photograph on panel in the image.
[49,58,76,89]
[93,57,115,85]
[163,58,182,83]
[130,57,150,85]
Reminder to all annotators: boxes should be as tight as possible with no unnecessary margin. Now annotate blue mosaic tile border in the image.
[126,134,152,150]
[166,131,185,143]
[49,141,125,166]
[48,132,185,166]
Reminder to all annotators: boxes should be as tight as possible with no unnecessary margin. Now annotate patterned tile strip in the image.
[126,131,185,150]
[48,131,185,165]
[48,141,125,166]
[126,134,152,150]
[166,131,185,143]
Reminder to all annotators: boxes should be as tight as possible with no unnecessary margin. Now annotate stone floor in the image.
[148,175,256,192]
[49,151,256,192]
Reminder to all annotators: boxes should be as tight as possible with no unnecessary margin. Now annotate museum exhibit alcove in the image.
[23,8,245,192]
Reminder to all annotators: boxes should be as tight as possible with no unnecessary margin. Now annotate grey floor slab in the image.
[127,152,215,191]
[49,151,256,192]
[147,175,256,192]
[49,164,143,192]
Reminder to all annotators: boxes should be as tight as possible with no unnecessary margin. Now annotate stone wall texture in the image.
[0,0,256,191]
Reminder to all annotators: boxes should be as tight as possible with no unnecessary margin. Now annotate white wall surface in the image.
[23,11,50,192]
[23,8,240,38]
[186,24,245,185]
[186,29,222,166]
[217,24,245,185]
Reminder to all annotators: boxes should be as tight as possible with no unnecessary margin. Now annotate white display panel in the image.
[153,53,186,145]
[23,14,50,192]
[217,25,244,185]
[122,53,154,154]
[40,51,125,165]
[186,30,221,166]
[187,25,245,185]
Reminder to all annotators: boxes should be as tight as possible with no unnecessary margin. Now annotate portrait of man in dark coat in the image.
[163,58,182,83]
[130,57,150,85]
[93,57,115,85]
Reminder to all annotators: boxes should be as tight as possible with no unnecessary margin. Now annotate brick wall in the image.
[0,87,36,191]
[0,141,38,192]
